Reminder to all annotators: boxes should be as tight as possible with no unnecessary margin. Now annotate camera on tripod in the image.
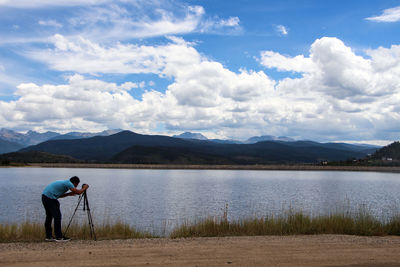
[64,183,96,240]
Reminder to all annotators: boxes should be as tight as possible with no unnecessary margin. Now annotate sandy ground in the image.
[1,235,400,266]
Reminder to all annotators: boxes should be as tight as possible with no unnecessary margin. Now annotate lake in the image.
[1,167,400,234]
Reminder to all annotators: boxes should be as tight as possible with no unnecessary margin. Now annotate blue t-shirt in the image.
[43,180,74,199]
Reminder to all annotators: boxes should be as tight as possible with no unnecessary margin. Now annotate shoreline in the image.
[12,163,400,173]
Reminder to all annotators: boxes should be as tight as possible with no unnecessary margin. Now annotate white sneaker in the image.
[55,237,71,242]
[45,237,56,242]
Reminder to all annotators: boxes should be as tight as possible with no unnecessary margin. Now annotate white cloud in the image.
[259,37,400,140]
[260,51,316,73]
[275,25,288,36]
[0,1,242,48]
[199,16,242,34]
[366,6,400,22]
[260,37,400,100]
[75,4,240,40]
[38,20,62,28]
[219,17,240,27]
[26,34,202,75]
[3,36,400,142]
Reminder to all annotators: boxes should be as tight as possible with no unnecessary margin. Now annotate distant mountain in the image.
[247,135,295,143]
[0,128,60,146]
[173,132,208,140]
[19,130,372,164]
[21,130,200,162]
[0,128,122,146]
[51,129,123,140]
[208,139,242,144]
[0,139,25,154]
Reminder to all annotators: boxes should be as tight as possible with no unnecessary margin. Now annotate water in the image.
[1,167,400,234]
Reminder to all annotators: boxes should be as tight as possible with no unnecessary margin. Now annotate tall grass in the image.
[169,210,400,238]
[2,210,400,242]
[0,220,154,242]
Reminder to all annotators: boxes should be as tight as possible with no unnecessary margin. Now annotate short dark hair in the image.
[70,176,80,184]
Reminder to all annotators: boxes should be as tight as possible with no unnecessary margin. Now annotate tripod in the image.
[64,190,96,241]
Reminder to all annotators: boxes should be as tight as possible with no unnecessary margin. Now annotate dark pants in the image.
[41,194,63,238]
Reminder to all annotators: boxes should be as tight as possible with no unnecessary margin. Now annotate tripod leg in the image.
[63,194,84,238]
[87,210,96,241]
[84,192,96,241]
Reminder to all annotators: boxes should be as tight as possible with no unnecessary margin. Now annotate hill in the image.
[327,141,399,166]
[18,131,373,164]
[0,139,24,154]
[371,141,400,161]
[0,151,82,164]
[20,131,201,162]
[111,145,234,164]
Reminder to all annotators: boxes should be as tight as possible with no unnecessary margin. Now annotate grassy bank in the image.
[170,212,400,238]
[2,211,400,242]
[0,221,154,242]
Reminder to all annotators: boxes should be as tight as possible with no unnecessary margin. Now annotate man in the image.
[42,176,89,242]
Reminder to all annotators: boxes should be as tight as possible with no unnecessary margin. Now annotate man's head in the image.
[70,176,80,187]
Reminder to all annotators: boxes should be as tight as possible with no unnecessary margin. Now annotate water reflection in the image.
[1,168,400,234]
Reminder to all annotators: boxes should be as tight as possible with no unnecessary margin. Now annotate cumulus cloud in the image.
[10,35,276,137]
[259,51,316,73]
[0,74,145,131]
[260,37,400,140]
[366,6,400,22]
[261,37,400,100]
[3,36,400,142]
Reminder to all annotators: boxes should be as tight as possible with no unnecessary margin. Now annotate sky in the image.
[0,0,399,145]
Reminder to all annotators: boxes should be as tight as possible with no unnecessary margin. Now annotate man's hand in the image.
[70,184,89,195]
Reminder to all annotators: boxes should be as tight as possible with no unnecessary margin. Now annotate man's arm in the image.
[59,192,76,198]
[60,184,89,198]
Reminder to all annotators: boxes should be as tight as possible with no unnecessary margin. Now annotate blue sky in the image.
[0,0,399,144]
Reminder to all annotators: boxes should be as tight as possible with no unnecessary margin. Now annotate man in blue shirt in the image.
[42,176,89,242]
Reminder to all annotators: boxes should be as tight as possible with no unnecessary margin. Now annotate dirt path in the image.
[1,235,400,266]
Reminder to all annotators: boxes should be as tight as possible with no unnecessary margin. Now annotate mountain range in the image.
[6,130,379,164]
[0,128,59,147]
[0,128,122,153]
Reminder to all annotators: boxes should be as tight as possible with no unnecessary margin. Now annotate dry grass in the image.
[0,220,154,242]
[169,211,400,238]
[3,210,400,242]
